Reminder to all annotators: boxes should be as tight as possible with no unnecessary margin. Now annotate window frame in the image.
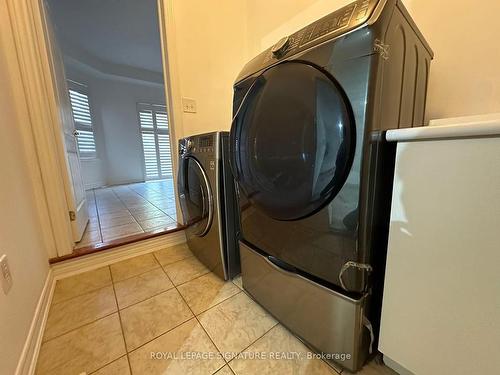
[67,80,97,159]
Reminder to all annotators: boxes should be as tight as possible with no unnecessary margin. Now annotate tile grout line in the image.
[117,284,176,311]
[87,355,129,375]
[161,268,231,373]
[93,188,105,246]
[114,183,176,232]
[234,279,342,374]
[109,186,145,235]
[150,254,229,372]
[116,255,199,356]
[41,308,118,345]
[43,253,207,350]
[129,182,177,221]
[214,364,235,375]
[125,316,197,356]
[92,188,104,245]
[179,281,242,316]
[157,254,207,272]
[152,250,277,372]
[227,319,280,365]
[96,187,145,238]
[109,264,135,375]
[50,281,113,307]
[113,259,238,318]
[158,257,286,373]
[232,280,342,374]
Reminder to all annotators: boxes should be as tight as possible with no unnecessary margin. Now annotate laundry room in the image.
[0,1,499,375]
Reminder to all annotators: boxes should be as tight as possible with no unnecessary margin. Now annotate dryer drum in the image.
[230,61,356,222]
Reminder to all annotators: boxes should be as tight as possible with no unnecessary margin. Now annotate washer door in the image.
[178,155,213,236]
[231,61,355,221]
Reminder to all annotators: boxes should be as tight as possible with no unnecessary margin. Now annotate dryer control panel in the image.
[238,0,380,82]
[264,0,378,63]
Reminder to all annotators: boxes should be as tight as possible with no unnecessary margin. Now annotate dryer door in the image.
[178,155,213,236]
[230,61,355,221]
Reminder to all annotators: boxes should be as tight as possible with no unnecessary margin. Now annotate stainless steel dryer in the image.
[230,0,432,371]
[178,132,240,280]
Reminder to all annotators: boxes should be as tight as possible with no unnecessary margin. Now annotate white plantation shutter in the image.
[155,111,173,176]
[68,86,96,157]
[141,131,159,178]
[155,112,168,130]
[76,130,97,154]
[139,110,154,129]
[138,104,173,180]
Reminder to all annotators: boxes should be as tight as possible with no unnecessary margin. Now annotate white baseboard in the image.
[84,182,105,190]
[15,270,55,375]
[52,230,186,280]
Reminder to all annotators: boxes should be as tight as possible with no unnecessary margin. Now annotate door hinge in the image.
[69,210,76,221]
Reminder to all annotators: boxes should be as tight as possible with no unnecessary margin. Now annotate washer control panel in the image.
[263,0,378,63]
[198,135,215,154]
[179,134,216,156]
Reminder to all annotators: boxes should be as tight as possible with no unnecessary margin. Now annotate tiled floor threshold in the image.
[52,180,183,263]
[37,243,396,375]
[79,180,178,248]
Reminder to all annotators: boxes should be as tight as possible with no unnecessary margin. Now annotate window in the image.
[67,81,96,158]
[138,103,173,180]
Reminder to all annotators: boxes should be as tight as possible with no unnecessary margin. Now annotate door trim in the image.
[6,0,75,257]
[5,0,184,257]
[157,0,184,223]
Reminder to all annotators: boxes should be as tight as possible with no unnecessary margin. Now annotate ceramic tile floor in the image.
[36,243,397,375]
[76,180,178,248]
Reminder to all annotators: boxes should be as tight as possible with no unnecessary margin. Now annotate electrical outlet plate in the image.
[182,97,197,113]
[0,254,13,294]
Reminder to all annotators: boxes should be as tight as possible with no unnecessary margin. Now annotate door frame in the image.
[5,0,184,258]
[157,0,185,222]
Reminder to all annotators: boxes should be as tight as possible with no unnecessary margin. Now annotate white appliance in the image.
[379,114,500,375]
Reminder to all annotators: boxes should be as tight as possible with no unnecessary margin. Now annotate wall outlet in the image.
[1,255,13,295]
[182,97,197,113]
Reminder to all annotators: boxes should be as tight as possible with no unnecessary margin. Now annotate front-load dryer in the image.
[230,0,432,371]
[178,132,240,280]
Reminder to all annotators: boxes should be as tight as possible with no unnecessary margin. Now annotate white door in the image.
[42,2,89,242]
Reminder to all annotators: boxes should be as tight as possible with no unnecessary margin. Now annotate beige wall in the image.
[244,0,500,122]
[403,0,500,121]
[172,0,248,137]
[0,2,51,373]
[171,0,500,137]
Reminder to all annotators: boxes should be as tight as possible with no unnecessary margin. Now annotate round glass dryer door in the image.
[178,155,213,236]
[231,61,355,221]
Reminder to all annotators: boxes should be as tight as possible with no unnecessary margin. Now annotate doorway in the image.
[44,0,180,251]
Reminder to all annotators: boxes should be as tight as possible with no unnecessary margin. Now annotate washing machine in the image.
[229,0,432,371]
[178,132,240,280]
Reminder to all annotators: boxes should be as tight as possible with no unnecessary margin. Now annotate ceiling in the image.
[46,0,163,75]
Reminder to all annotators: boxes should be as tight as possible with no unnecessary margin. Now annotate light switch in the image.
[182,97,197,113]
[1,254,13,295]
